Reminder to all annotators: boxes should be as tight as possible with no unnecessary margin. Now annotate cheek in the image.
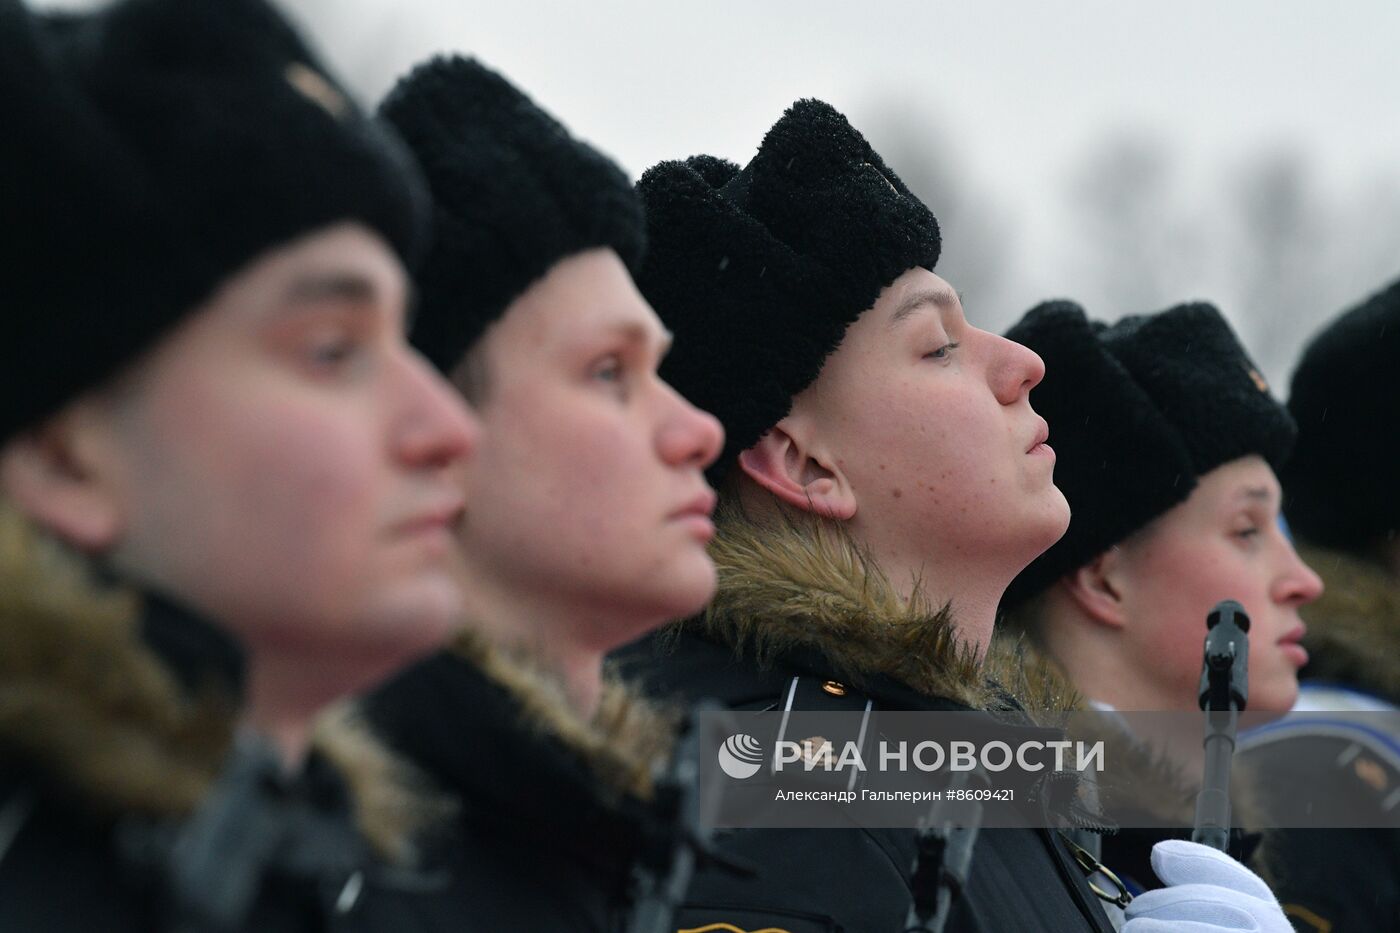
[141,384,385,550]
[1138,543,1271,626]
[847,382,1008,503]
[1129,543,1272,674]
[475,392,656,533]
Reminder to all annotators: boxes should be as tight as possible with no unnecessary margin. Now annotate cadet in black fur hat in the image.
[1001,299,1317,714]
[1,0,432,441]
[0,0,478,927]
[379,56,647,375]
[1284,276,1400,557]
[615,99,1136,933]
[997,301,1322,909]
[1002,300,1299,611]
[347,56,725,931]
[638,101,941,478]
[1242,277,1400,932]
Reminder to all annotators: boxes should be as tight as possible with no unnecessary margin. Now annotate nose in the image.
[392,347,481,470]
[990,331,1046,406]
[656,379,724,471]
[1272,541,1325,609]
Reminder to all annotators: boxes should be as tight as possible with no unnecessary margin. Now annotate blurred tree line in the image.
[863,102,1400,390]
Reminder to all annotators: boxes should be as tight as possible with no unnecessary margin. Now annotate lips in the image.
[671,489,718,521]
[670,488,718,542]
[1026,417,1051,454]
[394,496,466,536]
[1278,623,1309,668]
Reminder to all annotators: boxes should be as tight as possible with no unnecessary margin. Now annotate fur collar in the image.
[0,502,431,865]
[447,627,678,804]
[1297,542,1400,704]
[326,627,680,862]
[691,505,1081,712]
[1000,638,1274,834]
[0,502,232,820]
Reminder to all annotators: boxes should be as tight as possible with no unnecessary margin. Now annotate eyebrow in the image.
[598,319,673,354]
[1235,485,1277,504]
[281,272,380,309]
[888,286,961,329]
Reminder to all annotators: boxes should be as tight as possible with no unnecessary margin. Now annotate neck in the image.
[881,555,1003,656]
[853,525,1013,657]
[730,480,1011,656]
[1038,596,1194,712]
[455,571,617,718]
[242,647,381,766]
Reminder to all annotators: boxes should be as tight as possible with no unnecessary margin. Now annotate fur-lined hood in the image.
[686,505,1081,714]
[0,503,232,821]
[1296,542,1400,704]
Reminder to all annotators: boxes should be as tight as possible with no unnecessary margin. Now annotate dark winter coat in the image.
[1236,543,1400,932]
[353,628,691,932]
[613,514,1119,933]
[0,508,416,932]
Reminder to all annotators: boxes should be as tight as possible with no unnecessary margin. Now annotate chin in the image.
[1254,675,1300,719]
[673,556,720,618]
[1021,489,1072,553]
[646,556,719,626]
[362,576,465,654]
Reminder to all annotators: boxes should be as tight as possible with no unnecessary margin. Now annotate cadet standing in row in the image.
[0,0,479,928]
[614,99,1122,933]
[999,300,1321,915]
[338,56,728,930]
[1237,277,1400,931]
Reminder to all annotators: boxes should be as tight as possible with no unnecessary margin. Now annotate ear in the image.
[0,416,124,552]
[1058,547,1129,630]
[735,420,857,520]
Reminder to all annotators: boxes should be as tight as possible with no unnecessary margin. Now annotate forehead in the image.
[203,223,405,327]
[1127,456,1281,552]
[878,268,963,328]
[499,248,668,351]
[1194,456,1281,505]
[1150,457,1280,539]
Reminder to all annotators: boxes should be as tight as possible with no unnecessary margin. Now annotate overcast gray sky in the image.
[43,0,1400,386]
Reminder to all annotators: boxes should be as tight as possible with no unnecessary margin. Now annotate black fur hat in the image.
[0,0,430,444]
[1283,276,1400,551]
[636,100,941,481]
[1002,300,1296,609]
[378,56,645,375]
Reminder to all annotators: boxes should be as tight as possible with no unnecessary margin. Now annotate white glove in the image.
[1121,839,1291,932]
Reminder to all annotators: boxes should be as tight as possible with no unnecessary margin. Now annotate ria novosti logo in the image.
[717,733,765,779]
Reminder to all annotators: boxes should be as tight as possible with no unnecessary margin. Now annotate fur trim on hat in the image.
[1284,276,1400,550]
[1004,300,1295,609]
[637,99,940,481]
[1,0,429,442]
[379,55,645,374]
